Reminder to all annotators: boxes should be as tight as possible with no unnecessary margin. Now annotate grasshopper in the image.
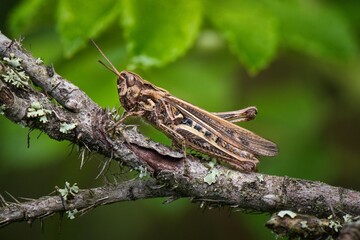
[93,42,278,172]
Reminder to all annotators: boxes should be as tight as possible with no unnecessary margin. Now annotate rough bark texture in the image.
[1,33,359,239]
[0,179,174,227]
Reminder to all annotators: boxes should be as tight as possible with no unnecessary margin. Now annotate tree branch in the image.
[0,179,176,227]
[1,33,359,238]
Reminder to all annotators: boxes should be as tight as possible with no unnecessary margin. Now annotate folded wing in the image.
[165,96,278,157]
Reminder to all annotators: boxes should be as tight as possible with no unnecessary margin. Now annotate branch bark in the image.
[0,179,175,227]
[1,33,359,238]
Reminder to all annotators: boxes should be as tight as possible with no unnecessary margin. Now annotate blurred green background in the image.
[1,0,360,239]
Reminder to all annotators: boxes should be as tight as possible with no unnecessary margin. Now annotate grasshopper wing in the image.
[165,96,278,157]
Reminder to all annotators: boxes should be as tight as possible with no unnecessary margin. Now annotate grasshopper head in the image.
[91,40,155,111]
[117,71,143,110]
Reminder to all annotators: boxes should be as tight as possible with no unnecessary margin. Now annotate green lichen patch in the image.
[109,107,121,122]
[66,209,79,220]
[1,68,29,88]
[300,220,308,229]
[27,101,52,123]
[135,166,150,179]
[0,104,6,115]
[3,53,22,69]
[278,210,297,219]
[342,214,358,223]
[257,174,265,183]
[1,53,30,88]
[58,181,79,201]
[204,160,220,185]
[35,57,43,65]
[327,215,342,232]
[59,122,77,134]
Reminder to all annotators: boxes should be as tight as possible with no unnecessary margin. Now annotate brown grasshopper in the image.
[93,42,278,172]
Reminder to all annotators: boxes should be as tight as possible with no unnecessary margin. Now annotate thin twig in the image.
[0,179,172,228]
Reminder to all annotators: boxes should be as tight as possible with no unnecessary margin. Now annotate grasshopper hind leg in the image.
[222,157,258,172]
[213,106,257,123]
[158,122,187,158]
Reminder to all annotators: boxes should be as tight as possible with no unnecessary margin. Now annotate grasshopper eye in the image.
[120,72,135,86]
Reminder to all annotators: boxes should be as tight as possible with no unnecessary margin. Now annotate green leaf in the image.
[120,0,202,69]
[8,0,56,36]
[273,1,358,59]
[57,0,119,57]
[206,0,279,74]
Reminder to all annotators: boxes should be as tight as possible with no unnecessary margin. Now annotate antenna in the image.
[91,39,121,76]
